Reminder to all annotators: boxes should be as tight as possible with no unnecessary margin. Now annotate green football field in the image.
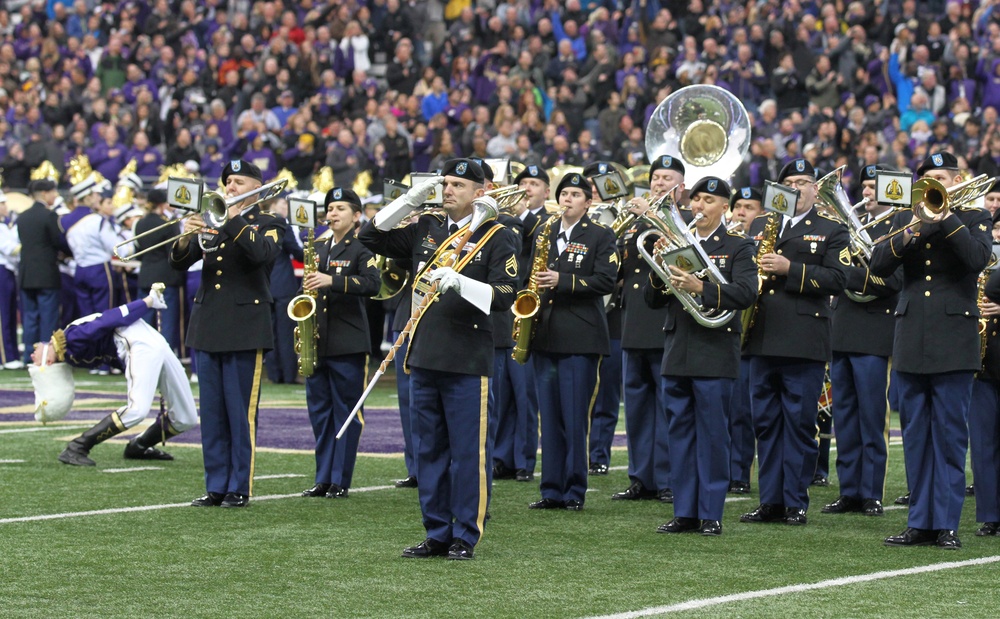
[1,368,998,619]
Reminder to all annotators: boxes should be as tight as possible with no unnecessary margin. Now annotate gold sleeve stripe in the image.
[944,224,966,239]
[799,263,806,293]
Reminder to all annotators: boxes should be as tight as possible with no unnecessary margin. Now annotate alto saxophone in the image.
[978,255,999,364]
[288,228,319,377]
[741,212,781,348]
[511,210,563,364]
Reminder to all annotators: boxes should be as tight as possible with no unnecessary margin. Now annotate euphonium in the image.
[511,208,564,364]
[288,228,319,377]
[741,211,781,348]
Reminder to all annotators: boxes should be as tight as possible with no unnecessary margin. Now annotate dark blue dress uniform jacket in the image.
[743,208,850,362]
[531,214,618,356]
[982,266,1000,381]
[620,218,668,350]
[492,214,523,348]
[358,212,520,377]
[314,230,381,356]
[870,205,993,373]
[134,213,185,289]
[643,224,758,379]
[17,201,62,290]
[169,205,287,352]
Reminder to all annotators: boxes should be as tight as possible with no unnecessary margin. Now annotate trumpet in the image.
[114,178,289,260]
[486,184,528,214]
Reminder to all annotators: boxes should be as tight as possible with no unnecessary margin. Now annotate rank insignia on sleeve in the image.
[839,246,851,266]
[367,257,378,268]
[265,229,278,243]
[610,252,619,265]
[505,254,518,277]
[981,224,988,232]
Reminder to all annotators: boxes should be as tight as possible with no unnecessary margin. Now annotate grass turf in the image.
[1,368,999,619]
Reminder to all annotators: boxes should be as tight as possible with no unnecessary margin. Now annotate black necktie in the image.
[781,218,792,237]
[449,223,459,235]
[558,232,568,242]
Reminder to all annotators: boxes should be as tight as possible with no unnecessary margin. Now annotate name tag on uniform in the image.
[421,235,438,250]
[708,254,728,269]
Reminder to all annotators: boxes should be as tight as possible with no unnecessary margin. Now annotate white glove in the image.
[147,287,167,309]
[374,175,445,230]
[429,266,493,314]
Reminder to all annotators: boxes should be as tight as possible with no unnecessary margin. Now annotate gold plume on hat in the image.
[30,161,59,182]
[68,155,94,185]
[156,163,197,185]
[352,170,372,198]
[272,168,298,193]
[312,166,335,195]
[120,158,137,180]
[111,184,135,209]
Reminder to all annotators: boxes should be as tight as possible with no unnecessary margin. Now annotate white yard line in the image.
[582,556,1000,619]
[255,474,307,480]
[0,459,25,463]
[102,466,164,473]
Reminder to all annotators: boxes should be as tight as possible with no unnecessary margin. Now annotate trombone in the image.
[114,178,288,260]
[871,174,995,246]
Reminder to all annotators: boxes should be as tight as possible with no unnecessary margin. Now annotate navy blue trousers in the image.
[589,338,622,466]
[971,378,1000,523]
[0,268,18,364]
[523,356,540,473]
[749,356,826,510]
[410,367,491,547]
[184,271,201,373]
[622,348,670,491]
[265,294,298,384]
[729,357,755,485]
[536,352,600,504]
[21,288,59,363]
[830,352,890,500]
[493,352,533,472]
[393,331,416,478]
[196,349,264,497]
[306,353,366,488]
[664,376,734,521]
[896,370,972,531]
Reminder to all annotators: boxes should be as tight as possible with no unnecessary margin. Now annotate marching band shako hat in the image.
[514,164,549,186]
[326,186,362,213]
[689,177,731,200]
[649,154,686,176]
[469,158,495,183]
[555,172,593,200]
[777,158,817,183]
[729,185,763,208]
[441,158,485,184]
[221,159,263,185]
[916,151,959,176]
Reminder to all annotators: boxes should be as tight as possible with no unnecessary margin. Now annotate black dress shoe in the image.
[966,484,975,496]
[515,469,534,482]
[700,520,723,536]
[191,492,225,507]
[394,475,418,488]
[740,503,785,523]
[401,538,449,558]
[937,529,962,549]
[785,507,808,525]
[589,463,609,475]
[862,499,884,517]
[822,495,862,514]
[810,474,829,487]
[728,481,751,494]
[324,484,348,498]
[564,500,584,511]
[656,517,701,533]
[301,483,332,497]
[976,522,1000,536]
[58,443,96,467]
[657,488,674,503]
[221,493,249,508]
[528,498,565,510]
[894,492,910,506]
[447,539,475,560]
[492,463,516,480]
[612,482,656,501]
[884,527,937,546]
[123,439,174,461]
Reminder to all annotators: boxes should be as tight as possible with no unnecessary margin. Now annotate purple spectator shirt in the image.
[88,141,128,184]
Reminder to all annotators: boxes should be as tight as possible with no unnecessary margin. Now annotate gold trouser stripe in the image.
[475,376,489,540]
[247,350,263,496]
[179,284,186,358]
[881,361,892,499]
[585,356,603,451]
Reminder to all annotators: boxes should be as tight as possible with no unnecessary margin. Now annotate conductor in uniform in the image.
[741,158,849,526]
[644,177,757,535]
[359,159,519,560]
[170,160,287,508]
[873,152,992,548]
[527,172,618,512]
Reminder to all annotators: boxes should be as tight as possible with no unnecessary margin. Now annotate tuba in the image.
[288,226,319,377]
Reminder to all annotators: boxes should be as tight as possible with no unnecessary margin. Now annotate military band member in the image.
[727,185,764,494]
[527,172,618,511]
[359,159,519,560]
[0,189,21,368]
[301,187,380,499]
[822,165,901,518]
[740,158,849,526]
[17,178,62,365]
[390,257,419,488]
[134,188,185,354]
[973,249,1000,536]
[42,289,197,466]
[874,152,992,548]
[170,159,288,509]
[612,154,686,501]
[644,177,758,535]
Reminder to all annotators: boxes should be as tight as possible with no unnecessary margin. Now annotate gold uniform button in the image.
[925,243,931,249]
[768,289,775,295]
[726,327,732,332]
[473,324,478,329]
[885,309,891,314]
[217,256,223,262]
[924,291,930,297]
[770,275,777,281]
[255,300,260,304]
[214,284,221,290]
[633,283,639,289]
[815,313,820,317]
[634,268,641,273]
[777,249,783,255]
[220,243,226,249]
[965,311,970,316]
[216,270,222,276]
[925,275,931,281]
[925,260,931,266]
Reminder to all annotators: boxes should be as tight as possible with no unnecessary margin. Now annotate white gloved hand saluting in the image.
[429,266,493,315]
[374,175,445,231]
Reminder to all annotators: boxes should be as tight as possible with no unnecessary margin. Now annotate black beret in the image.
[916,151,959,176]
[861,164,896,181]
[29,179,56,193]
[221,159,263,185]
[555,172,592,200]
[514,164,549,185]
[777,158,816,183]
[689,177,731,200]
[469,158,494,182]
[441,158,485,184]
[147,188,167,205]
[729,185,762,207]
[582,161,612,178]
[325,186,362,212]
[650,154,685,176]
